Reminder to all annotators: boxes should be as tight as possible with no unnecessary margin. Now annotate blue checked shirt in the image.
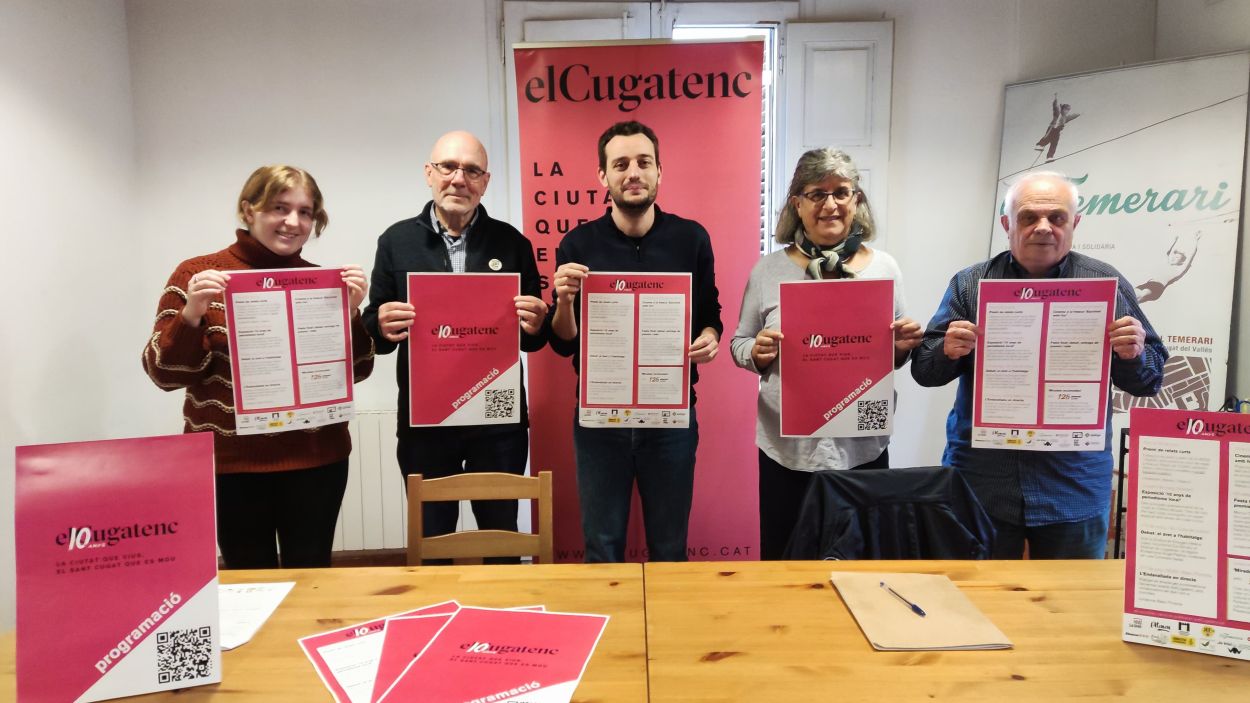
[430,208,479,273]
[911,251,1168,526]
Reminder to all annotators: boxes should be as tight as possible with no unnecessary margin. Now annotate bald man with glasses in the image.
[363,131,547,561]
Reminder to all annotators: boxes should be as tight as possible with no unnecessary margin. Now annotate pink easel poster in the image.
[15,433,220,702]
[1123,408,1250,661]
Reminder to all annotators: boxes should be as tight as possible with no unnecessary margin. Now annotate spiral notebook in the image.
[830,572,1013,651]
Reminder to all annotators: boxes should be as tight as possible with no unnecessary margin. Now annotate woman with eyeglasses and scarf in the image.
[729,148,923,560]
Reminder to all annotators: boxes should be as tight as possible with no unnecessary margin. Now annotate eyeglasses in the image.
[798,187,856,205]
[429,161,487,182]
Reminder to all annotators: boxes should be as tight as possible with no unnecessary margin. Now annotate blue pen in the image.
[880,580,926,617]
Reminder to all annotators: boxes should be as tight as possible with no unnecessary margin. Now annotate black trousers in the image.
[758,447,889,561]
[215,459,349,569]
[397,425,529,564]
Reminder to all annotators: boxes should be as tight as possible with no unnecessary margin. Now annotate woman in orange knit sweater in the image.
[143,165,375,568]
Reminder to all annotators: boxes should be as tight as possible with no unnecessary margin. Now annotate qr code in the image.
[156,626,213,684]
[484,389,516,419]
[856,399,889,432]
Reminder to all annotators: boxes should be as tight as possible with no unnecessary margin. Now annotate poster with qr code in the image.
[972,278,1115,451]
[577,272,693,428]
[407,273,522,427]
[778,278,896,437]
[15,433,221,702]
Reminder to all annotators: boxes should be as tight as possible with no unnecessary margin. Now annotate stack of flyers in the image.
[299,601,609,702]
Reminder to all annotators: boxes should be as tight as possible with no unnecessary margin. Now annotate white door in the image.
[783,21,893,245]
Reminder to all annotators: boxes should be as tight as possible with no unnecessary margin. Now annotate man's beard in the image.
[610,185,656,215]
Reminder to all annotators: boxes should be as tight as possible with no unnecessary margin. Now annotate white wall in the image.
[2,0,1229,631]
[127,0,500,420]
[0,0,138,629]
[1156,0,1250,397]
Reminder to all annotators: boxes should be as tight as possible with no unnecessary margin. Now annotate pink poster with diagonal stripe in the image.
[15,433,220,702]
[407,273,521,427]
[778,278,895,437]
[973,278,1115,451]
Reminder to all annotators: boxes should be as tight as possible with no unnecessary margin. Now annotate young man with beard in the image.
[547,121,723,563]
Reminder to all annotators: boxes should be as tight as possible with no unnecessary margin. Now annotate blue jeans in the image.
[990,513,1109,559]
[572,407,698,563]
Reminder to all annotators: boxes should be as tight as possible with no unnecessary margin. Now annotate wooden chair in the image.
[405,471,553,566]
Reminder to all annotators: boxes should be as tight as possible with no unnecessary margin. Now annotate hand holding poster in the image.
[778,279,895,437]
[16,433,221,702]
[1123,408,1250,661]
[578,272,692,428]
[406,273,521,427]
[224,267,356,434]
[973,278,1115,451]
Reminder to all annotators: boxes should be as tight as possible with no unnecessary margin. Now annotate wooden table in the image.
[643,560,1250,701]
[0,563,647,702]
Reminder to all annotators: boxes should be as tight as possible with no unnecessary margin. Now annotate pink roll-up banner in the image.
[15,433,220,702]
[515,39,765,562]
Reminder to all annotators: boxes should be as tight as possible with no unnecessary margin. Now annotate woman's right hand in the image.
[751,329,784,371]
[181,270,230,326]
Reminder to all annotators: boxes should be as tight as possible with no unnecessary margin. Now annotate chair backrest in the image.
[405,471,553,566]
[783,466,996,560]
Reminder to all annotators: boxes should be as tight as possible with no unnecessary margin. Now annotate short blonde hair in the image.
[237,165,329,236]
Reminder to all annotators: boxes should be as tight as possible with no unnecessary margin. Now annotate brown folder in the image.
[830,572,1013,651]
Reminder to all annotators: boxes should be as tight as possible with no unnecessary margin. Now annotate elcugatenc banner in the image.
[515,40,764,562]
[993,52,1249,419]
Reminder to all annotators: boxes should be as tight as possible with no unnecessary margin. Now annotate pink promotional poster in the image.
[15,433,221,702]
[369,614,455,702]
[377,607,609,703]
[777,279,895,437]
[223,267,356,435]
[1123,408,1250,661]
[407,273,521,427]
[578,272,692,428]
[298,600,460,703]
[973,278,1116,451]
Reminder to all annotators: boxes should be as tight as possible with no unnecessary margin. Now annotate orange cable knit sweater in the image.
[143,230,375,473]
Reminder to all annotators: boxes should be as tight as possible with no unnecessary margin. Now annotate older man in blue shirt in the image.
[911,171,1167,559]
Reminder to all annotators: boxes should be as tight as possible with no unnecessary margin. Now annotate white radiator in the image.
[334,411,408,551]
